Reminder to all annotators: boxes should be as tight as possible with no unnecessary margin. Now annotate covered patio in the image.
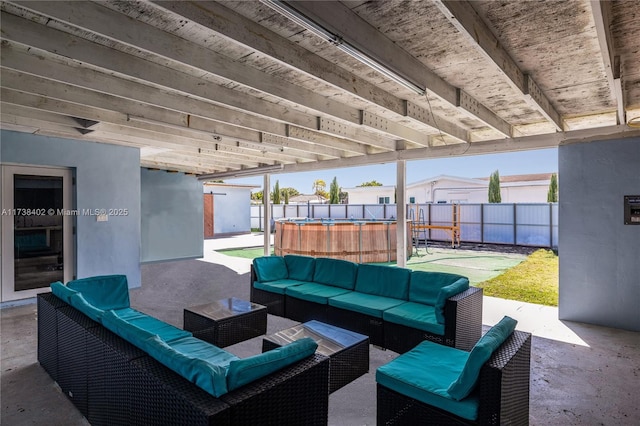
[2,237,639,425]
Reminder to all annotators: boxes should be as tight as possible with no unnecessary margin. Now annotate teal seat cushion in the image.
[382,302,444,335]
[102,309,158,349]
[144,335,230,397]
[168,336,239,367]
[109,308,192,343]
[328,291,405,318]
[284,255,315,281]
[447,316,517,401]
[50,281,78,304]
[376,340,479,421]
[434,278,470,324]
[66,274,130,310]
[253,256,288,282]
[354,264,410,299]
[409,271,467,306]
[68,293,105,322]
[253,278,306,295]
[227,337,318,391]
[313,258,358,290]
[285,282,351,304]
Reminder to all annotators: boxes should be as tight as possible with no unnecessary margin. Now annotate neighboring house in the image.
[341,185,396,204]
[347,173,555,205]
[287,194,328,204]
[203,182,258,237]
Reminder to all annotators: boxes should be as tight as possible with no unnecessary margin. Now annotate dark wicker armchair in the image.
[377,330,531,425]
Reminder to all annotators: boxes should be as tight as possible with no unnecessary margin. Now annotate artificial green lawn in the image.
[218,246,559,306]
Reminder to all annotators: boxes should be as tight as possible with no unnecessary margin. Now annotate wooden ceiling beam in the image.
[433,0,563,131]
[590,0,625,125]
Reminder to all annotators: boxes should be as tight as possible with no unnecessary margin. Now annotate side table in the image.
[184,297,267,347]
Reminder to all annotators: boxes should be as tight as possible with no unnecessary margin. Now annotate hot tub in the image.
[274,219,412,263]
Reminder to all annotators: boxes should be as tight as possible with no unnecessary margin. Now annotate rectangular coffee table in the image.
[262,320,369,393]
[184,297,267,347]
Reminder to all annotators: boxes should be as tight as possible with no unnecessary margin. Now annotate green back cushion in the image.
[144,335,230,397]
[354,264,410,299]
[102,310,157,349]
[226,337,318,391]
[66,275,130,310]
[50,281,78,304]
[68,293,105,323]
[284,255,315,281]
[253,256,288,282]
[409,272,467,306]
[313,258,358,290]
[434,278,470,324]
[447,316,517,400]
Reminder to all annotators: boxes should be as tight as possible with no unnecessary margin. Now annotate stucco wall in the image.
[1,130,141,287]
[559,137,640,331]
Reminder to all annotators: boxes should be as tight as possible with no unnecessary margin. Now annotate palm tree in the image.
[312,179,326,201]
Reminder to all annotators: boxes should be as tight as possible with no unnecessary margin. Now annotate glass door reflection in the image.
[13,175,64,291]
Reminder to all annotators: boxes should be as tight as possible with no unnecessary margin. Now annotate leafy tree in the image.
[488,170,502,203]
[280,187,300,199]
[357,180,383,187]
[329,177,340,204]
[547,173,558,202]
[312,179,327,201]
[273,180,281,204]
[251,190,263,203]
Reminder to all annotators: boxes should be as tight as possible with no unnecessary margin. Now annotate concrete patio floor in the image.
[1,235,639,425]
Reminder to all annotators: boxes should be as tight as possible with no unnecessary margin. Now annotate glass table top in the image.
[266,320,368,356]
[186,297,264,320]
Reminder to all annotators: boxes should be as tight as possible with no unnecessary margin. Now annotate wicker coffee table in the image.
[184,297,267,347]
[262,320,369,393]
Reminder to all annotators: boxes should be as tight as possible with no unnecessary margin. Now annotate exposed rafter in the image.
[281,0,512,137]
[590,0,625,125]
[433,0,563,131]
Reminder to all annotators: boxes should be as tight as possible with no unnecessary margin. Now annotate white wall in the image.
[209,186,253,235]
[559,137,640,331]
[344,186,395,204]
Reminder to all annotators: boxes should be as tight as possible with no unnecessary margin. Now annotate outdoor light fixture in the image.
[197,164,284,181]
[260,0,426,96]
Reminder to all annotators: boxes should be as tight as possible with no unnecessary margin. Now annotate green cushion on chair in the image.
[68,293,105,323]
[447,316,517,401]
[313,258,358,290]
[226,337,317,391]
[108,309,192,343]
[376,340,479,421]
[253,256,289,282]
[434,278,470,324]
[253,278,306,295]
[328,291,405,318]
[354,264,410,299]
[409,271,467,306]
[284,255,315,281]
[50,281,78,304]
[285,282,351,304]
[102,309,158,349]
[144,335,230,397]
[382,302,444,335]
[66,274,130,310]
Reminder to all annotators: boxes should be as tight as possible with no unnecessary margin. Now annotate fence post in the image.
[549,203,553,248]
[513,204,517,245]
[480,204,484,243]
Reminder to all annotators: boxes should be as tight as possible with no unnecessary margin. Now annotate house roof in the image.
[476,173,555,183]
[1,1,639,176]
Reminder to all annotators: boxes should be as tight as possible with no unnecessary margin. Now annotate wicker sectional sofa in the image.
[38,275,330,425]
[250,255,483,352]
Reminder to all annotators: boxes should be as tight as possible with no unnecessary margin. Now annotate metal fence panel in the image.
[249,202,558,247]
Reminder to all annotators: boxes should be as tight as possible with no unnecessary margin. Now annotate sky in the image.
[228,148,558,193]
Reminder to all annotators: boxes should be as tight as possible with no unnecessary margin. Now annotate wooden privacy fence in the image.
[252,203,559,248]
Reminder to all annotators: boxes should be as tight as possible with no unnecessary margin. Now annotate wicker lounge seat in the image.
[376,317,531,425]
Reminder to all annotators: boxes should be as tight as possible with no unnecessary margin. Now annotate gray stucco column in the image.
[396,160,407,267]
[263,173,271,255]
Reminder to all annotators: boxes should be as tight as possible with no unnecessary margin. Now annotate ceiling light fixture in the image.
[197,164,284,181]
[261,0,426,95]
